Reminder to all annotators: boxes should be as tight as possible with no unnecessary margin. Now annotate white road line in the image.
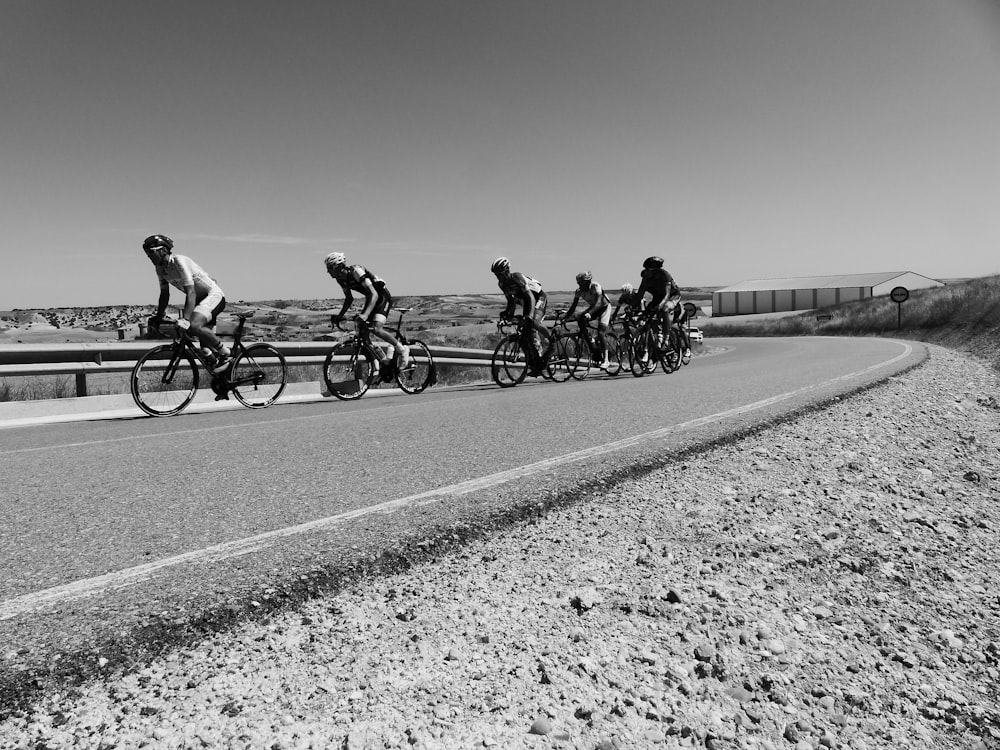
[0,342,915,621]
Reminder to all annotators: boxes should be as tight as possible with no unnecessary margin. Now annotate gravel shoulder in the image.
[2,344,999,750]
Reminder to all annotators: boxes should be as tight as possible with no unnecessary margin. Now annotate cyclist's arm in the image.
[357,278,378,319]
[333,286,354,320]
[565,291,580,319]
[181,284,198,321]
[154,279,170,319]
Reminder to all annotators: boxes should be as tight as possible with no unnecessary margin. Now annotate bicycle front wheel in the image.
[131,344,199,417]
[568,335,593,381]
[396,340,434,394]
[545,336,572,383]
[323,342,377,400]
[491,337,527,388]
[231,344,287,408]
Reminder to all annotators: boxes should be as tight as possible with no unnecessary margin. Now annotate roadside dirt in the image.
[1,344,997,749]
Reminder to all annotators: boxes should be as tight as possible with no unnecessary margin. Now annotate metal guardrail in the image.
[0,341,495,397]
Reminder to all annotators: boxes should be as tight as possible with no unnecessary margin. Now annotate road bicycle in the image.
[626,311,681,377]
[558,311,622,380]
[490,315,571,388]
[130,313,287,417]
[322,309,435,401]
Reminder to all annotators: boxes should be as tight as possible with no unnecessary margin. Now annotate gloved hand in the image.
[176,319,190,331]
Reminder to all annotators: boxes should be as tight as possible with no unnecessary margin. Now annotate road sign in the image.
[890,286,909,303]
[683,302,698,319]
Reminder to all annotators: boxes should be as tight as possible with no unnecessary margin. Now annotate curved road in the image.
[0,336,923,696]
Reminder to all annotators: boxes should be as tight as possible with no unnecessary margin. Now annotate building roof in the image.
[715,271,936,293]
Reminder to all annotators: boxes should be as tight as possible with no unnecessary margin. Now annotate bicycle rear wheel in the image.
[395,340,434,394]
[491,337,527,388]
[602,332,622,376]
[131,344,199,417]
[323,342,376,400]
[545,336,572,382]
[231,344,287,408]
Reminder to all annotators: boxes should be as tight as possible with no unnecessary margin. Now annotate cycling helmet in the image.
[324,252,346,270]
[575,271,592,285]
[491,256,510,274]
[621,282,634,295]
[642,255,664,270]
[142,234,173,252]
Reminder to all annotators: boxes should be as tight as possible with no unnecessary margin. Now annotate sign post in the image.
[889,286,909,330]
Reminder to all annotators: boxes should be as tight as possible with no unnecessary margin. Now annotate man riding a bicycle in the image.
[142,234,232,373]
[564,271,612,371]
[325,253,410,373]
[634,256,691,362]
[491,257,552,375]
[611,282,646,322]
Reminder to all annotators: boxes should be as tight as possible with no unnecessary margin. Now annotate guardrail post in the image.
[75,373,88,397]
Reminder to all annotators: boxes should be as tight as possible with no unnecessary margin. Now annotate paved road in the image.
[0,336,923,702]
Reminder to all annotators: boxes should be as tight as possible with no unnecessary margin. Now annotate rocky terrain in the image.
[1,344,998,749]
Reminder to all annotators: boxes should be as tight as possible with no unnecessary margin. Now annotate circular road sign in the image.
[683,302,698,319]
[890,286,909,303]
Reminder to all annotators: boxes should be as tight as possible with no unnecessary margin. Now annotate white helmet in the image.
[621,283,634,294]
[324,252,346,270]
[491,256,510,274]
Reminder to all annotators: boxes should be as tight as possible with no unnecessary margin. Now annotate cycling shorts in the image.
[193,290,226,326]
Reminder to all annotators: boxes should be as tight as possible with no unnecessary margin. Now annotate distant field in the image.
[0,287,715,344]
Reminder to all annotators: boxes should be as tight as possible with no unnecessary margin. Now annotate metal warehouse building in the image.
[712,271,944,317]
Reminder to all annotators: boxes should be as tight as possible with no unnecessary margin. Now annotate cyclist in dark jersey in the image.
[564,271,612,370]
[635,256,691,361]
[326,252,410,371]
[491,256,551,374]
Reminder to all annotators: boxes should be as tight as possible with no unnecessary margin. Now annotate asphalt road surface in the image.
[0,336,924,707]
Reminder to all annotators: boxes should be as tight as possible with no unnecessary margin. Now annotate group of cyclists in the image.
[141,234,693,381]
[490,254,693,376]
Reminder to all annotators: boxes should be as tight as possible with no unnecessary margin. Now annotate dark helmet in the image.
[491,256,510,274]
[642,256,664,270]
[143,234,174,252]
[575,271,592,285]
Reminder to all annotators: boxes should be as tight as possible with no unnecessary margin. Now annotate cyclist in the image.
[564,271,612,370]
[142,234,231,373]
[325,253,410,375]
[610,282,646,322]
[635,256,691,362]
[491,257,552,375]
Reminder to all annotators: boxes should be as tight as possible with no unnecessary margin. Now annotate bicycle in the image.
[627,311,680,377]
[559,311,622,380]
[322,309,435,401]
[490,315,571,388]
[130,313,288,417]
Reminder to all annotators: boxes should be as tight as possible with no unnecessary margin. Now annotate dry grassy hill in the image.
[0,288,715,344]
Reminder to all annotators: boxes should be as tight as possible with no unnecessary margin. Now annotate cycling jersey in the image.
[570,281,610,318]
[332,264,393,322]
[332,264,386,296]
[498,271,546,319]
[636,267,680,310]
[156,254,224,300]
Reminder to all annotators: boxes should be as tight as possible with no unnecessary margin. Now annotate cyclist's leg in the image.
[595,307,611,363]
[190,294,229,357]
[368,293,405,361]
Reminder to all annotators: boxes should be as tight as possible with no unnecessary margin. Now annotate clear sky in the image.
[4,0,999,308]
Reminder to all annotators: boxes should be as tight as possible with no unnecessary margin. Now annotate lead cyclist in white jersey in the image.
[142,234,232,373]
